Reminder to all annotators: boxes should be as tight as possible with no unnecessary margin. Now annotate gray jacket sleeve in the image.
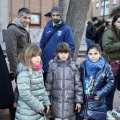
[74,66,83,103]
[45,66,53,96]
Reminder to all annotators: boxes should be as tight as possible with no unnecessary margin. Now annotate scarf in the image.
[12,17,28,31]
[31,63,42,71]
[85,55,105,75]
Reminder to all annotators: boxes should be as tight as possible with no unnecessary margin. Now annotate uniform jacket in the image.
[45,58,83,119]
[40,20,75,72]
[86,21,96,41]
[15,63,50,120]
[102,26,120,62]
[0,45,15,108]
[78,60,114,120]
[5,19,31,74]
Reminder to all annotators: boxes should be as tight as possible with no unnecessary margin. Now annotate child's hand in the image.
[94,96,99,100]
[45,105,50,114]
[40,107,45,113]
[75,103,81,112]
[13,102,17,108]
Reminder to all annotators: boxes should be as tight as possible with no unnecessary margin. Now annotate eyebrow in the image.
[52,13,60,15]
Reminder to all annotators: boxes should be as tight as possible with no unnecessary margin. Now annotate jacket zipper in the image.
[62,65,65,119]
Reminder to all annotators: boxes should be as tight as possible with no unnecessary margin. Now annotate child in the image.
[76,43,114,120]
[45,42,83,120]
[15,44,50,120]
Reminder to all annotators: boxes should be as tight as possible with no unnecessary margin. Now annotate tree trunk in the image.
[59,0,67,21]
[66,0,91,60]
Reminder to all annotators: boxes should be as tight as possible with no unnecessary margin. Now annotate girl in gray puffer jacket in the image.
[45,42,83,120]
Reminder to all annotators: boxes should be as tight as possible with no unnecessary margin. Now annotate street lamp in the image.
[103,0,105,21]
[101,0,105,21]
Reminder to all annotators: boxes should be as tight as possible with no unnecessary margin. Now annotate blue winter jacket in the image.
[76,60,114,120]
[40,20,75,72]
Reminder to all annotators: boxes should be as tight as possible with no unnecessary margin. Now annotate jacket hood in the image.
[49,58,80,70]
[87,21,93,25]
[7,17,27,30]
[87,19,92,23]
[16,62,28,74]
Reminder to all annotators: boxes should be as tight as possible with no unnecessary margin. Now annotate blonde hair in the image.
[18,43,42,70]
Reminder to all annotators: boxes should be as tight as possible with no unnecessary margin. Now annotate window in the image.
[113,0,117,7]
[30,13,41,26]
[100,0,109,16]
[95,2,99,10]
[106,4,109,8]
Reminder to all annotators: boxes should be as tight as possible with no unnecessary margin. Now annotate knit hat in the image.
[51,6,62,16]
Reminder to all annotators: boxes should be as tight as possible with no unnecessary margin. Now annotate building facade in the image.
[93,0,120,20]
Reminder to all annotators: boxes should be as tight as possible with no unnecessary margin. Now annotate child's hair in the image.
[18,43,42,69]
[87,43,101,54]
[54,42,71,57]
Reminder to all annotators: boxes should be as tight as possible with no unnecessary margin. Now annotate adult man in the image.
[86,17,98,48]
[44,12,52,23]
[5,7,31,120]
[40,6,75,82]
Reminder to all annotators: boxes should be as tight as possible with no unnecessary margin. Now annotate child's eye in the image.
[89,53,92,55]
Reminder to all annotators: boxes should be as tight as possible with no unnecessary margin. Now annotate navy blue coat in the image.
[86,21,96,41]
[40,20,75,72]
[77,60,114,120]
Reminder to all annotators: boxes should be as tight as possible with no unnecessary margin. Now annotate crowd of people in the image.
[0,5,120,120]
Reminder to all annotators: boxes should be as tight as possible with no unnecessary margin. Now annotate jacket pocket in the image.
[88,99,106,112]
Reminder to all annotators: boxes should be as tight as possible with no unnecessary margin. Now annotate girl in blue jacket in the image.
[76,43,114,120]
[15,44,50,120]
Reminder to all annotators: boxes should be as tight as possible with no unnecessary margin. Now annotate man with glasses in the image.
[40,6,75,82]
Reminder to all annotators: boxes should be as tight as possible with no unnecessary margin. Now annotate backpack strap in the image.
[46,24,65,44]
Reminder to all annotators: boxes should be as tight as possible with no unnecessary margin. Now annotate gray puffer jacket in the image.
[45,58,83,119]
[15,63,50,120]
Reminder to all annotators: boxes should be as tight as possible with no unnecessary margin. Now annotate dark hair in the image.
[96,20,104,28]
[87,43,101,54]
[54,42,71,57]
[112,14,120,27]
[97,24,106,33]
[18,8,31,16]
[92,17,98,22]
[105,21,110,26]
